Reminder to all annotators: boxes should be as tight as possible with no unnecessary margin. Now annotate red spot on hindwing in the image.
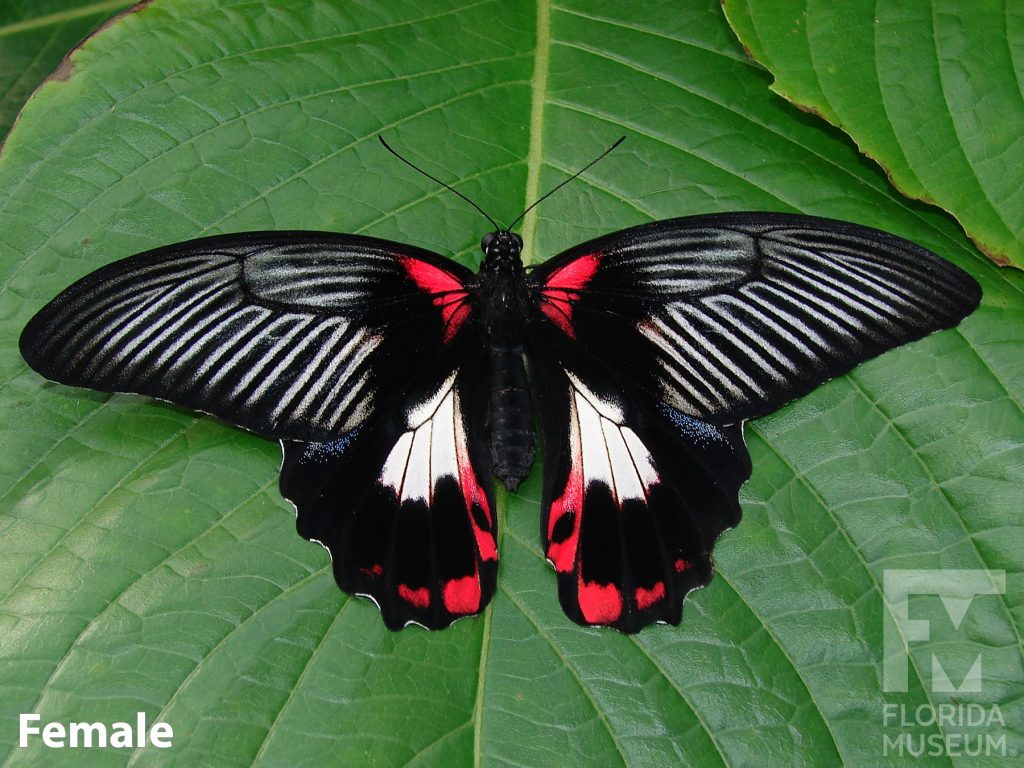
[398,584,430,609]
[546,411,585,573]
[540,253,600,338]
[674,558,692,573]
[360,563,383,578]
[635,581,666,610]
[455,458,496,564]
[400,256,470,341]
[546,464,583,572]
[453,392,497,563]
[443,574,481,614]
[578,577,622,624]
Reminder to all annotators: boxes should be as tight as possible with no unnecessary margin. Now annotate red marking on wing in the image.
[540,301,576,338]
[360,563,383,578]
[540,253,600,338]
[400,256,471,341]
[578,577,622,624]
[673,558,692,573]
[546,253,601,290]
[455,399,497,562]
[472,525,497,562]
[635,581,666,610]
[546,446,584,573]
[443,574,481,614]
[446,302,472,338]
[398,584,430,609]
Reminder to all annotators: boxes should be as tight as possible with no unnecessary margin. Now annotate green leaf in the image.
[0,0,132,139]
[721,0,1024,270]
[2,1,1022,765]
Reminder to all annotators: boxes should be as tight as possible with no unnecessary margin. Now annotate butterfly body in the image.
[474,230,536,490]
[20,212,981,632]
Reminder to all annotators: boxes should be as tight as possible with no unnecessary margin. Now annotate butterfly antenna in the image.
[506,136,626,232]
[379,136,501,231]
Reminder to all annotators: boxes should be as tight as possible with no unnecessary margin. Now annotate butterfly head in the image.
[481,230,524,266]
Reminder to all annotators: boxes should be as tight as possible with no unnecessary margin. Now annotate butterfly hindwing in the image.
[279,352,497,630]
[529,346,750,632]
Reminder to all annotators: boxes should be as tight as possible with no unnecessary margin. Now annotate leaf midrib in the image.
[519,0,551,266]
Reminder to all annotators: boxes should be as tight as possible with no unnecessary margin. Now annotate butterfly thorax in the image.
[477,230,530,343]
[477,230,536,490]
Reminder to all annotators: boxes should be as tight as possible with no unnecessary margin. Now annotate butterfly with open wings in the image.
[19,139,980,633]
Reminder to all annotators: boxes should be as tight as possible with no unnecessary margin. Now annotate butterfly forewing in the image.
[530,213,981,425]
[19,231,474,442]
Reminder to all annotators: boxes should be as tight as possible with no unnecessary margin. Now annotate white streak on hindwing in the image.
[379,373,464,504]
[566,372,658,502]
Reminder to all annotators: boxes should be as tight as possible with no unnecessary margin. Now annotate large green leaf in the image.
[722,0,1024,270]
[0,0,132,139]
[1,1,1022,765]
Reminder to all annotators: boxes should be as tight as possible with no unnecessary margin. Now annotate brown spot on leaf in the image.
[48,0,156,83]
[971,239,1014,268]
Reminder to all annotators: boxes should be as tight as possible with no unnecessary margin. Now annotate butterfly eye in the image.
[512,233,523,250]
[481,233,497,254]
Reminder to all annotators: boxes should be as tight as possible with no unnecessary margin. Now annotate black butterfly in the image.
[19,141,980,633]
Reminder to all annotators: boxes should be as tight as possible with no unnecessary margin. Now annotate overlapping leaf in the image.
[723,0,1024,270]
[1,1,1021,765]
[0,0,132,138]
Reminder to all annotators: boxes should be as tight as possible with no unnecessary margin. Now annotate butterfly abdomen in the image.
[487,344,536,491]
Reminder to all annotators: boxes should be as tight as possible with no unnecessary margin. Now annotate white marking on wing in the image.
[284,321,353,418]
[112,283,231,377]
[567,373,658,503]
[622,429,658,489]
[403,425,433,503]
[636,319,721,413]
[378,375,462,504]
[408,373,458,427]
[380,431,413,494]
[267,317,348,420]
[148,302,241,377]
[232,315,311,399]
[685,303,776,391]
[566,372,623,421]
[602,419,644,503]
[702,296,794,380]
[314,332,381,428]
[665,306,748,400]
[430,387,459,491]
[337,385,373,433]
[90,277,226,378]
[575,387,614,490]
[193,309,281,387]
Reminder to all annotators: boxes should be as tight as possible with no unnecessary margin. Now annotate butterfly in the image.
[19,138,981,633]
